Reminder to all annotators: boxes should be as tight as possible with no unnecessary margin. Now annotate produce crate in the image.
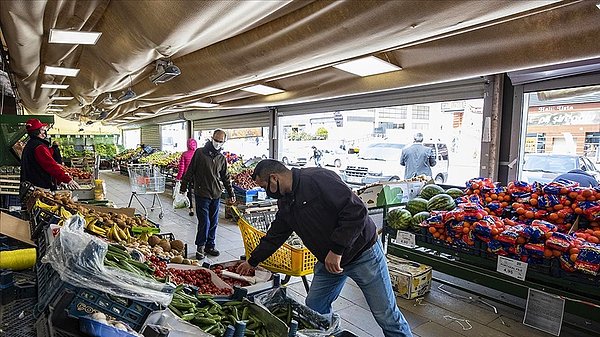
[236,207,317,277]
[1,269,36,305]
[1,297,37,337]
[30,206,61,240]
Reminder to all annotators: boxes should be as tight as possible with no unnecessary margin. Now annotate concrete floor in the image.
[102,171,568,337]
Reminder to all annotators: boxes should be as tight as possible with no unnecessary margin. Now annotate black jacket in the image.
[248,168,377,268]
[51,145,63,164]
[20,137,55,190]
[181,141,234,199]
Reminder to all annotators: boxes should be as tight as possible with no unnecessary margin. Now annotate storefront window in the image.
[160,122,187,152]
[277,99,484,186]
[122,129,141,149]
[193,127,270,161]
[519,85,600,184]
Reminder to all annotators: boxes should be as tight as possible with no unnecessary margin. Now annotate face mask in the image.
[212,140,223,150]
[266,177,284,199]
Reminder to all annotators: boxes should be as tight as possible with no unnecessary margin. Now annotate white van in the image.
[341,141,449,185]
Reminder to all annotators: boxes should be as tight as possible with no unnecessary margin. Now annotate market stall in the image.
[383,178,600,334]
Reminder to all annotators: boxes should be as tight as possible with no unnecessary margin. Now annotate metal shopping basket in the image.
[127,164,166,219]
[233,207,317,292]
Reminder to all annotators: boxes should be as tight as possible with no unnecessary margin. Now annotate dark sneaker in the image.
[195,251,205,259]
[189,210,194,216]
[204,247,220,257]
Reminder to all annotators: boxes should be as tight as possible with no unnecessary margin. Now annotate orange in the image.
[569,247,580,255]
[525,211,535,219]
[428,227,437,234]
[552,250,562,257]
[543,249,554,258]
[570,254,578,263]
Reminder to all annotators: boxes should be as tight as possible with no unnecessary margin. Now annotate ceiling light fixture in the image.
[50,96,74,101]
[149,59,181,84]
[242,84,284,95]
[44,66,80,77]
[48,104,68,107]
[333,56,402,77]
[597,2,600,10]
[49,29,102,45]
[41,83,69,89]
[189,102,219,108]
[46,108,64,112]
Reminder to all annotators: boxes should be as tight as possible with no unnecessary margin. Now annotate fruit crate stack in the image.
[0,166,20,196]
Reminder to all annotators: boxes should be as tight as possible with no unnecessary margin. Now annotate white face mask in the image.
[212,140,223,150]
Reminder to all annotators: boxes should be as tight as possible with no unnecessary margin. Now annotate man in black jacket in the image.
[181,129,236,259]
[237,159,413,337]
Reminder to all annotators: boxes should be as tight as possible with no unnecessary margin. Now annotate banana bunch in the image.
[34,199,60,213]
[138,231,150,243]
[107,224,131,243]
[85,215,107,237]
[60,207,72,219]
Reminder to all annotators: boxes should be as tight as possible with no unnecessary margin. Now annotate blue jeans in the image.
[305,241,413,337]
[194,196,220,250]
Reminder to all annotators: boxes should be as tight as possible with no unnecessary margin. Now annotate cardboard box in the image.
[356,181,424,208]
[387,255,432,299]
[0,211,35,246]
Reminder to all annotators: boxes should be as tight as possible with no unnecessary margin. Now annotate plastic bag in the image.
[253,288,341,337]
[41,215,175,305]
[173,181,190,209]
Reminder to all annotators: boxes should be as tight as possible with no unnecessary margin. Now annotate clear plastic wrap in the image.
[253,288,341,337]
[41,215,175,306]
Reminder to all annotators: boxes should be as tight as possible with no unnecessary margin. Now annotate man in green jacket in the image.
[181,129,236,259]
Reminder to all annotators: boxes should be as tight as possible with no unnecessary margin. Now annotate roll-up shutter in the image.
[192,111,270,133]
[141,125,161,150]
[277,78,487,117]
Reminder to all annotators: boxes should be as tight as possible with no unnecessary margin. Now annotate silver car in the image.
[521,153,600,184]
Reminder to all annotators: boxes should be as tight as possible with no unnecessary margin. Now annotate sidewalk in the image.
[102,171,563,337]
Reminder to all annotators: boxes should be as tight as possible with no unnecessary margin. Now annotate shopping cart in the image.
[233,207,316,292]
[126,164,166,219]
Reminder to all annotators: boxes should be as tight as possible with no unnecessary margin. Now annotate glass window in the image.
[194,127,269,161]
[519,84,600,184]
[277,98,483,186]
[122,129,140,149]
[160,122,187,152]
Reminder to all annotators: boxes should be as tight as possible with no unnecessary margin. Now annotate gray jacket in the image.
[181,143,234,199]
[400,143,436,179]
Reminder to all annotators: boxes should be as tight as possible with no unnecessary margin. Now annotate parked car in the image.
[280,147,309,166]
[341,141,449,185]
[521,153,600,184]
[321,147,356,168]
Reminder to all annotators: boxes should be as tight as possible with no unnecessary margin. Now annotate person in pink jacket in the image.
[176,138,197,216]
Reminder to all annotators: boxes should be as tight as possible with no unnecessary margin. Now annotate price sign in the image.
[523,288,564,336]
[395,231,416,248]
[257,191,267,200]
[496,255,527,281]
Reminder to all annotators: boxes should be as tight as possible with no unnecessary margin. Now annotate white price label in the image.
[395,231,416,248]
[257,191,267,200]
[496,255,528,281]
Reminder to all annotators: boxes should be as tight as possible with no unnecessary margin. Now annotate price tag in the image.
[395,231,416,248]
[257,191,267,200]
[523,288,564,336]
[496,255,527,281]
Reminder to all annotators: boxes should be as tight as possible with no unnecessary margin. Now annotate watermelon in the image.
[406,197,428,215]
[419,184,445,200]
[411,211,430,230]
[446,187,465,198]
[427,194,456,211]
[387,209,413,230]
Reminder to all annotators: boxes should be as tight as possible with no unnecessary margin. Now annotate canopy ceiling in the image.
[1,0,600,125]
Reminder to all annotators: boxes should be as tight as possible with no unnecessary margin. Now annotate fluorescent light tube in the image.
[189,102,219,108]
[123,116,138,120]
[44,66,80,77]
[242,84,284,95]
[41,83,69,89]
[135,112,155,116]
[49,29,102,45]
[48,104,68,107]
[46,108,64,112]
[50,96,74,101]
[333,56,402,77]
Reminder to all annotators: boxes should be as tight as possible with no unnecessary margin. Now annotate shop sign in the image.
[528,111,600,126]
[227,127,263,139]
[523,288,564,336]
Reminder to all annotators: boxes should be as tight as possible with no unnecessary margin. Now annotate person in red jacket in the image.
[19,119,79,191]
[176,138,197,216]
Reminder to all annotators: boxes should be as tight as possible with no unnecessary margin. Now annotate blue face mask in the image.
[266,178,284,199]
